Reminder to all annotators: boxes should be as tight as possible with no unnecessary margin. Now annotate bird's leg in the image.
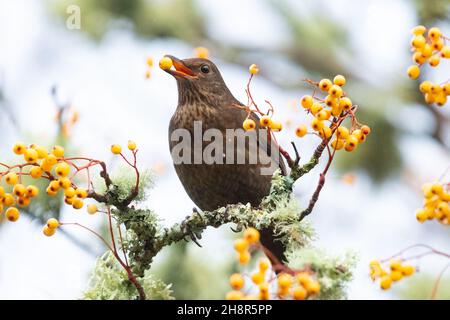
[180,214,203,247]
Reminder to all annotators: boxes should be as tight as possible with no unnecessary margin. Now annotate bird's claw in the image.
[180,215,202,247]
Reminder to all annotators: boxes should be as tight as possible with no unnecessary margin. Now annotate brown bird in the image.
[164,56,286,262]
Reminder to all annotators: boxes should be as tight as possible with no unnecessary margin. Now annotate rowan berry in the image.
[5,207,20,222]
[159,57,173,70]
[111,144,122,154]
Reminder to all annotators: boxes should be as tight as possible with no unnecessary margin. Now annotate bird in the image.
[163,55,287,263]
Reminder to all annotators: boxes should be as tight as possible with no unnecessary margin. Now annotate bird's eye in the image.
[200,65,210,74]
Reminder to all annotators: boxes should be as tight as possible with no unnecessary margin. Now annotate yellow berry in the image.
[13,184,26,197]
[258,258,270,272]
[58,177,72,189]
[12,142,26,155]
[249,64,259,75]
[441,46,450,59]
[87,203,98,215]
[26,185,39,198]
[64,187,76,198]
[305,280,320,295]
[443,83,450,95]
[64,197,74,205]
[111,144,122,155]
[390,259,402,271]
[24,148,38,163]
[319,126,332,140]
[360,125,371,136]
[46,154,58,165]
[311,118,324,131]
[5,172,19,185]
[429,54,440,67]
[17,197,30,207]
[424,93,436,104]
[238,251,251,265]
[2,193,15,206]
[243,119,256,131]
[317,109,331,121]
[407,65,420,79]
[259,283,269,300]
[380,275,392,290]
[48,180,60,192]
[336,126,350,139]
[194,47,209,59]
[55,162,70,177]
[277,273,293,289]
[331,139,345,150]
[319,79,332,91]
[310,102,323,115]
[411,35,426,49]
[234,238,249,252]
[390,271,403,282]
[339,97,352,111]
[243,227,260,244]
[30,166,43,179]
[428,27,441,41]
[226,290,244,300]
[419,81,432,93]
[159,56,173,70]
[292,286,308,300]
[43,225,56,237]
[251,271,265,285]
[333,75,346,86]
[295,125,308,137]
[412,52,426,64]
[296,272,311,287]
[328,84,343,98]
[5,207,20,222]
[72,198,84,210]
[229,273,244,290]
[421,44,433,58]
[401,265,415,276]
[259,116,273,127]
[47,218,59,229]
[269,121,283,132]
[52,145,65,158]
[411,25,426,35]
[34,145,49,159]
[345,135,359,149]
[325,95,338,108]
[301,95,313,109]
[127,140,137,151]
[431,183,444,196]
[76,188,88,199]
[415,209,428,223]
[0,186,4,198]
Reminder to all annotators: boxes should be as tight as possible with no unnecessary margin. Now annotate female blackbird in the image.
[164,56,286,262]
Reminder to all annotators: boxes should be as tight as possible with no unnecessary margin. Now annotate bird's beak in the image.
[164,55,197,78]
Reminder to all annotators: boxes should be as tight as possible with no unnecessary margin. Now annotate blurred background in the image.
[0,0,449,299]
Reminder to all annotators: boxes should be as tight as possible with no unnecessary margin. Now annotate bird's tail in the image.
[260,228,286,271]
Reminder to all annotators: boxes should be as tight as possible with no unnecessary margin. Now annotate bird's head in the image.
[162,55,233,105]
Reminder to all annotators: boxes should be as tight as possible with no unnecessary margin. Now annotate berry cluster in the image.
[369,259,415,290]
[240,65,286,132]
[297,75,371,152]
[227,228,320,300]
[407,26,450,106]
[415,182,450,225]
[1,140,137,233]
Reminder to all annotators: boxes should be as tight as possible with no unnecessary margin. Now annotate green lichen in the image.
[83,252,173,300]
[286,248,358,300]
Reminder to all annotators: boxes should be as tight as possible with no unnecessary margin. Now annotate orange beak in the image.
[164,55,196,78]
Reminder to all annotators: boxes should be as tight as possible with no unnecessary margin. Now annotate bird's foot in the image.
[180,214,203,247]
